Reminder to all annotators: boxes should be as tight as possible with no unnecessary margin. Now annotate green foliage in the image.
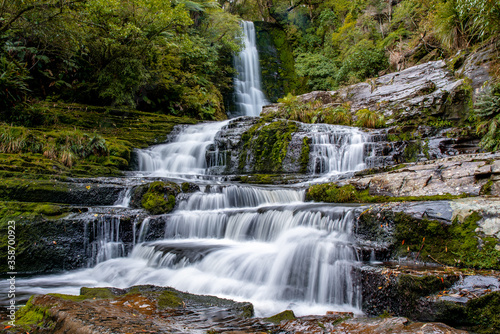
[475,85,500,151]
[324,106,352,125]
[295,52,338,90]
[434,0,500,50]
[0,125,110,167]
[355,108,385,128]
[0,0,243,120]
[0,56,31,110]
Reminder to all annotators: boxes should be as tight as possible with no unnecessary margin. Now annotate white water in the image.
[113,188,132,207]
[135,121,229,177]
[5,23,388,320]
[308,124,374,175]
[14,196,362,317]
[233,21,268,117]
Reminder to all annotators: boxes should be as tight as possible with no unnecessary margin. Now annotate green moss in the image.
[254,22,298,102]
[157,290,183,309]
[393,211,500,269]
[14,296,54,330]
[34,204,63,216]
[305,183,467,204]
[265,310,296,324]
[239,120,298,173]
[480,180,494,195]
[80,287,116,299]
[47,293,89,302]
[140,181,179,214]
[0,102,197,178]
[300,136,310,173]
[466,292,500,334]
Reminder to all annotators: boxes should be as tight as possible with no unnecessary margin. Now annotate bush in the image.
[475,85,500,151]
[0,56,31,110]
[355,108,385,128]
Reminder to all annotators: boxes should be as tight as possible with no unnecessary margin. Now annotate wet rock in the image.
[456,43,496,97]
[332,316,468,333]
[0,209,145,274]
[10,285,471,334]
[11,286,264,334]
[348,152,500,197]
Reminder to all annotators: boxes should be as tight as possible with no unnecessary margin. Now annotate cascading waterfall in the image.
[233,21,268,117]
[308,124,376,174]
[13,185,363,317]
[84,216,125,267]
[6,25,393,321]
[135,120,229,176]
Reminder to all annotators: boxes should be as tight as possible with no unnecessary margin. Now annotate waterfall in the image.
[308,124,376,174]
[84,216,125,267]
[15,186,363,317]
[135,121,229,176]
[233,21,268,117]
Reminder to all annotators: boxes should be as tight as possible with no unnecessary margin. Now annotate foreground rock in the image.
[5,286,469,334]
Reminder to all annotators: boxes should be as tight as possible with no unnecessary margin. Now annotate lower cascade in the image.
[14,184,363,317]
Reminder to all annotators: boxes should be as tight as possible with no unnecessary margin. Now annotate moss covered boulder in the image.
[131,181,180,214]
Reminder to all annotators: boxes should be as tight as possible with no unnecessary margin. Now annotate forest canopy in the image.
[1,0,499,120]
[1,0,242,119]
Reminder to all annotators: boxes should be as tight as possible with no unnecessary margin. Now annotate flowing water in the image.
[3,22,388,320]
[233,21,268,117]
[8,121,383,317]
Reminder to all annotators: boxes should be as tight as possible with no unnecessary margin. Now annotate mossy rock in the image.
[265,310,296,324]
[254,22,298,102]
[80,287,116,299]
[466,291,500,334]
[239,119,298,173]
[14,296,54,331]
[181,182,200,193]
[157,290,183,309]
[139,181,180,215]
[34,204,63,216]
[393,211,500,269]
[306,183,467,204]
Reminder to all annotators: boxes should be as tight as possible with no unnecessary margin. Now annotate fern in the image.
[475,86,500,151]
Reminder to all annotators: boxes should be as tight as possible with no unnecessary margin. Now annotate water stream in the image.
[4,22,383,319]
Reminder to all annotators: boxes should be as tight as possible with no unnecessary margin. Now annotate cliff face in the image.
[254,22,298,103]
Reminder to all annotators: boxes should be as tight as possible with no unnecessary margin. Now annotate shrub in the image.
[475,85,500,151]
[355,109,385,128]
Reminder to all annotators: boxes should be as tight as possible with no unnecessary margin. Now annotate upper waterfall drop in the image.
[233,21,268,117]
